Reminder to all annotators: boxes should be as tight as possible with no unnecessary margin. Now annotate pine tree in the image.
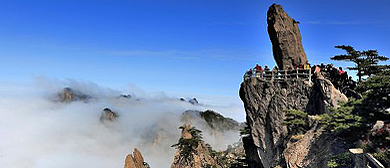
[331,45,389,82]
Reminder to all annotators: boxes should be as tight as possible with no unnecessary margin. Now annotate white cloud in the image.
[0,78,243,168]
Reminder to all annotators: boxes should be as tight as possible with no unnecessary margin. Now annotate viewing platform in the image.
[243,68,313,85]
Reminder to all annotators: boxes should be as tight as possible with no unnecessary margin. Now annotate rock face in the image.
[100,108,117,122]
[124,148,149,168]
[182,110,242,132]
[171,125,222,168]
[57,87,91,102]
[239,76,347,167]
[189,98,199,105]
[267,4,307,70]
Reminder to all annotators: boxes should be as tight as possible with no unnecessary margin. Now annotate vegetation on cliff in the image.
[283,109,309,136]
[323,45,390,166]
[171,125,204,160]
[171,125,247,168]
[331,45,389,82]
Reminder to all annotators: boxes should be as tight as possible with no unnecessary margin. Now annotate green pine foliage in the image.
[331,45,389,82]
[319,99,362,134]
[171,126,204,159]
[283,109,308,135]
[327,152,352,168]
[356,71,390,120]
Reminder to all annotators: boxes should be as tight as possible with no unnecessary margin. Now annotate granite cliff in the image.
[239,4,351,167]
[239,75,347,168]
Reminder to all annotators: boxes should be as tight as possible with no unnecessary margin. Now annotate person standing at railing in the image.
[320,63,325,71]
[326,63,333,72]
[304,61,310,70]
[338,67,348,86]
[255,64,263,78]
[272,66,278,79]
[298,63,303,70]
[243,68,253,80]
[264,66,271,79]
[297,63,304,77]
[338,67,345,74]
[314,65,321,74]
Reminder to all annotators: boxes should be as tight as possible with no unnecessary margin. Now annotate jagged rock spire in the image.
[267,4,307,70]
[124,148,149,168]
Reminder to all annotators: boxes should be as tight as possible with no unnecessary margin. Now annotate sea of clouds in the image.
[0,78,244,168]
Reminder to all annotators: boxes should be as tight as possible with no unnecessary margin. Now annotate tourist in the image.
[304,61,310,70]
[244,68,253,80]
[255,64,263,78]
[264,66,271,79]
[338,67,345,74]
[314,65,321,73]
[272,66,278,79]
[320,63,325,71]
[326,63,333,71]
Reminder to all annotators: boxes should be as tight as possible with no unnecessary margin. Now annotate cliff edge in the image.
[239,76,347,168]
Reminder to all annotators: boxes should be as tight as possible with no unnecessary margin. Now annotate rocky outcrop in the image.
[314,74,348,108]
[100,108,117,122]
[57,87,91,102]
[124,148,149,168]
[171,125,222,168]
[182,110,242,132]
[267,4,307,70]
[239,76,347,167]
[119,94,132,99]
[189,98,199,105]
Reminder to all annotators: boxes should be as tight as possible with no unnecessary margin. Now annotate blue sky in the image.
[1,0,390,98]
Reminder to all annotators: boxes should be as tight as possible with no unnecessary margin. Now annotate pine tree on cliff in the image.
[331,45,389,82]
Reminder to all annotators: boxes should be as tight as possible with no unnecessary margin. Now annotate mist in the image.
[0,78,243,168]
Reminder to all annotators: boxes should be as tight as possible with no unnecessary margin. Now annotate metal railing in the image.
[349,148,385,168]
[244,68,313,84]
[366,153,385,168]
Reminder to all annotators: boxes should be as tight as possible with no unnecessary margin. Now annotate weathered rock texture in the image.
[171,125,222,168]
[239,76,347,168]
[100,108,117,122]
[267,4,307,70]
[181,110,241,132]
[57,87,91,102]
[124,148,149,168]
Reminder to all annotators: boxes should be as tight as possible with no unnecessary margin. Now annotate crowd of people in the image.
[244,62,357,93]
[244,62,312,80]
[312,63,357,91]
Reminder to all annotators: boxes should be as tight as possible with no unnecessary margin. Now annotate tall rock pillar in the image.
[267,4,307,70]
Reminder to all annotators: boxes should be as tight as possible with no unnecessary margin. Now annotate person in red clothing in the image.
[338,67,348,84]
[338,67,345,74]
[255,64,263,78]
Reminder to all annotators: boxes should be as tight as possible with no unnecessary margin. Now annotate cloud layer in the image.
[0,78,242,168]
